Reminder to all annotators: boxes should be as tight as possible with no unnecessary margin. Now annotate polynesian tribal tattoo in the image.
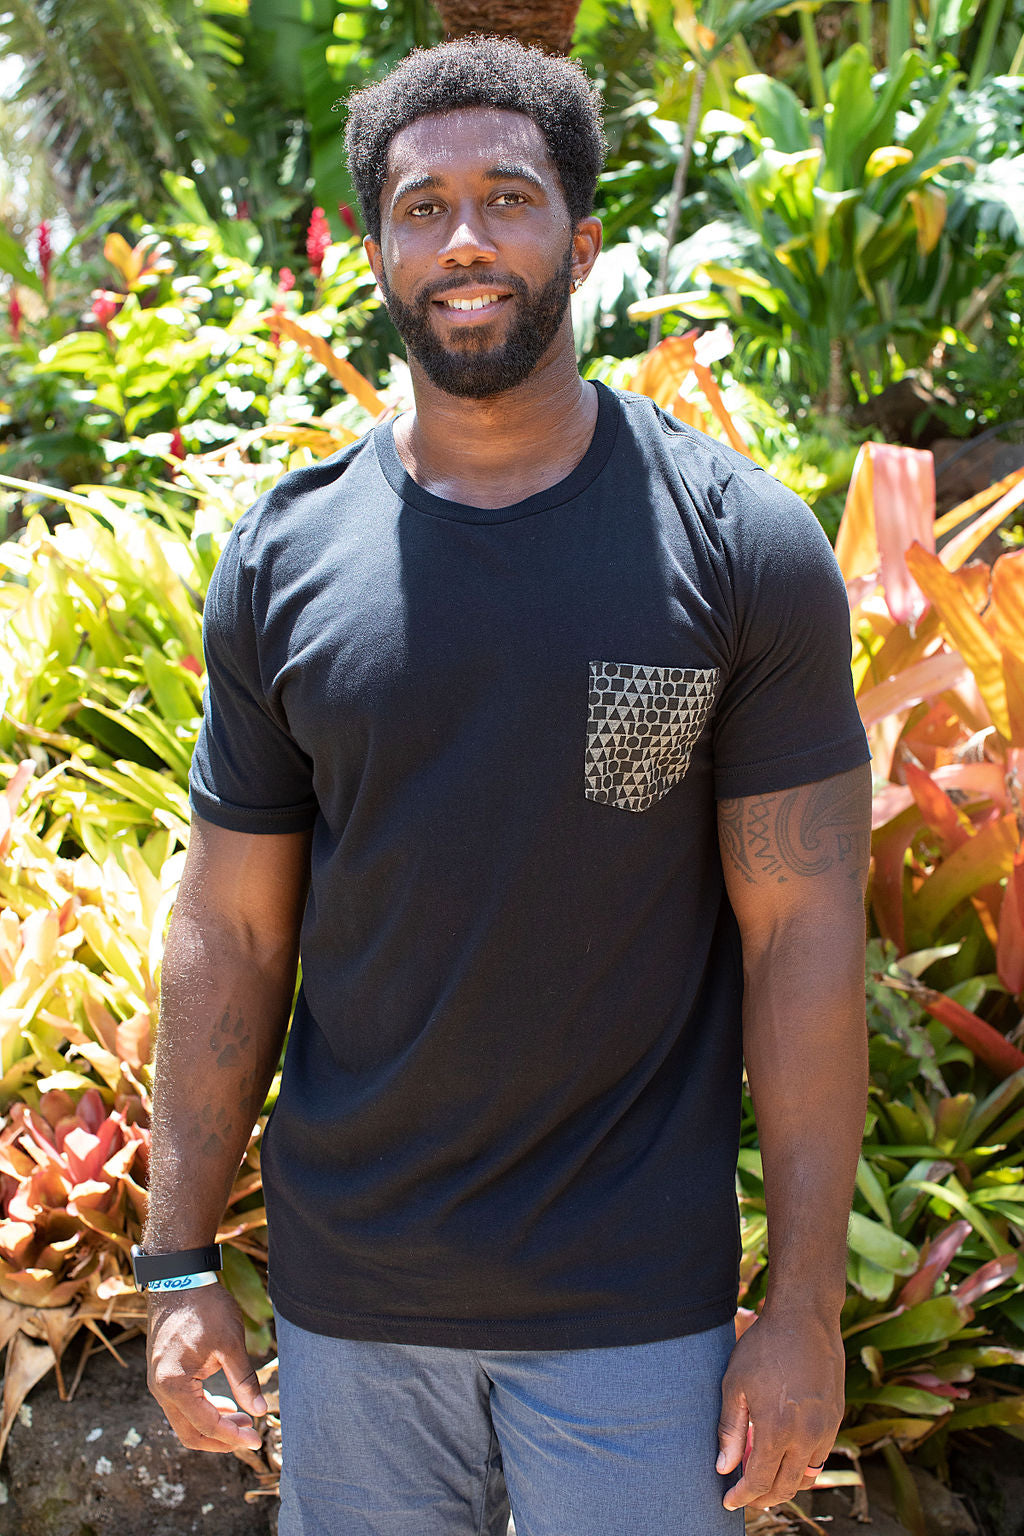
[718,772,871,887]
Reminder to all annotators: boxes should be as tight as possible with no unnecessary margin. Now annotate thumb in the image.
[716,1384,750,1474]
[219,1348,268,1418]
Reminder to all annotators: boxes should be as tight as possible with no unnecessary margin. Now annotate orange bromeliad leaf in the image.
[835,444,935,624]
[629,335,699,416]
[940,475,1024,570]
[691,363,751,458]
[934,465,1024,538]
[905,545,1010,739]
[267,314,388,417]
[903,763,969,850]
[835,442,878,585]
[992,550,1024,746]
[871,805,922,950]
[856,651,967,728]
[996,844,1024,996]
[883,973,1024,1079]
[911,811,1019,937]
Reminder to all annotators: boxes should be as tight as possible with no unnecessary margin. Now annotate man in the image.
[142,36,871,1536]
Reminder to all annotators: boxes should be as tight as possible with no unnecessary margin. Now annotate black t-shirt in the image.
[190,383,869,1348]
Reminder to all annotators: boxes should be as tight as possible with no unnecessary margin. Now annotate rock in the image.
[851,377,958,447]
[933,435,1024,523]
[949,1430,1024,1536]
[0,1333,274,1536]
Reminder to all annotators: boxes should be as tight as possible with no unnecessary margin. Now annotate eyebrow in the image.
[390,163,546,209]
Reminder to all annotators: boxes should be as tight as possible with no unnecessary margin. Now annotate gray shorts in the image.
[275,1312,743,1536]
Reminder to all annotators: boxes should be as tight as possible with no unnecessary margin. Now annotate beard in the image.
[378,247,574,400]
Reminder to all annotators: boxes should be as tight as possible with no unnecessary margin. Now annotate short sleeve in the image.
[712,469,870,800]
[189,524,318,833]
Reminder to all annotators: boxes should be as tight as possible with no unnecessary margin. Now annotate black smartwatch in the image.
[130,1244,223,1292]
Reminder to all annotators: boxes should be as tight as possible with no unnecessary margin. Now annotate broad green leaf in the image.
[823,44,876,189]
[855,1296,966,1351]
[848,1252,898,1302]
[0,228,43,295]
[856,1155,893,1226]
[846,1383,954,1416]
[219,1246,272,1324]
[841,1416,936,1448]
[735,74,811,153]
[946,1396,1024,1430]
[901,1179,1006,1255]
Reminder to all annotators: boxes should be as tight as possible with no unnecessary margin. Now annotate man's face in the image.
[366,108,579,399]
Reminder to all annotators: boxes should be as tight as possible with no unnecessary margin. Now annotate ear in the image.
[364,235,385,289]
[570,216,603,290]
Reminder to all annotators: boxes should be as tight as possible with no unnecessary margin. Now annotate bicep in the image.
[717,763,872,950]
[171,814,312,965]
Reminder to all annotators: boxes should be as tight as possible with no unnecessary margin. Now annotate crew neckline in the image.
[373,380,620,525]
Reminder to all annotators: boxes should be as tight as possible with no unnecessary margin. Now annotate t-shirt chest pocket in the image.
[585,660,720,813]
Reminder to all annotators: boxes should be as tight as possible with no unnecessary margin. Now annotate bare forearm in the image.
[145,912,296,1251]
[744,919,867,1321]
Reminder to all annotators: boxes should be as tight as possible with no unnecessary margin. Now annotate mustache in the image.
[413,272,530,306]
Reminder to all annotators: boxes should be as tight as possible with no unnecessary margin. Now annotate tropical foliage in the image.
[1,0,1024,1519]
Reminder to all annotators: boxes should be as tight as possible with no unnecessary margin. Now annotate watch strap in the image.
[131,1243,223,1290]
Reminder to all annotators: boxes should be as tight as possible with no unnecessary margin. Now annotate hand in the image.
[147,1282,269,1454]
[716,1308,844,1512]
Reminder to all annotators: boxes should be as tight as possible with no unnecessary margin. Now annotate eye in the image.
[492,191,528,207]
[407,199,443,218]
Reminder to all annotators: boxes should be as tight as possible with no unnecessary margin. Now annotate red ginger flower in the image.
[168,427,185,461]
[90,289,122,330]
[269,268,297,346]
[36,221,52,291]
[7,290,21,340]
[306,206,331,277]
[339,202,358,236]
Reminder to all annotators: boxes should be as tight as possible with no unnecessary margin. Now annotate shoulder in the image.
[231,431,376,567]
[609,386,835,572]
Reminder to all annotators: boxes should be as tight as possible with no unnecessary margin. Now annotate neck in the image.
[393,326,598,508]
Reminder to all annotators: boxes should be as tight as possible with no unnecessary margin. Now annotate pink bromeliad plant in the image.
[0,1086,148,1308]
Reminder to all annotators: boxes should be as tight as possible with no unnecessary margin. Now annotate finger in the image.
[219,1351,269,1418]
[157,1374,263,1451]
[716,1387,750,1476]
[797,1452,831,1491]
[762,1444,813,1506]
[723,1439,784,1511]
[159,1399,245,1455]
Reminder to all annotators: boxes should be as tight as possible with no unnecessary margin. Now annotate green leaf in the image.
[735,74,811,153]
[823,44,876,189]
[846,1383,954,1416]
[903,1178,1007,1255]
[855,1296,967,1351]
[219,1246,272,1324]
[856,1156,894,1227]
[848,1212,918,1273]
[0,227,43,295]
[946,1396,1024,1430]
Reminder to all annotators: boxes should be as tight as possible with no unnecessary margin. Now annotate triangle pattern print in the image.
[585,661,720,813]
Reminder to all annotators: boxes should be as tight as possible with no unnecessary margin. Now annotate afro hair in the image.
[343,36,607,244]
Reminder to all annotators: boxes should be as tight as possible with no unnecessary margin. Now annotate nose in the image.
[438,205,497,268]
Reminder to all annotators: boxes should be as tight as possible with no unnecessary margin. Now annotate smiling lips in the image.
[435,290,508,315]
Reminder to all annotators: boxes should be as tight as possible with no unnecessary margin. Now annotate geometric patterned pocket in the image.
[585,661,720,813]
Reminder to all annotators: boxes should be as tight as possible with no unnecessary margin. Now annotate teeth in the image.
[445,293,501,310]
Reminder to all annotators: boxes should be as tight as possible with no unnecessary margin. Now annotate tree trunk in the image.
[431,0,583,53]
